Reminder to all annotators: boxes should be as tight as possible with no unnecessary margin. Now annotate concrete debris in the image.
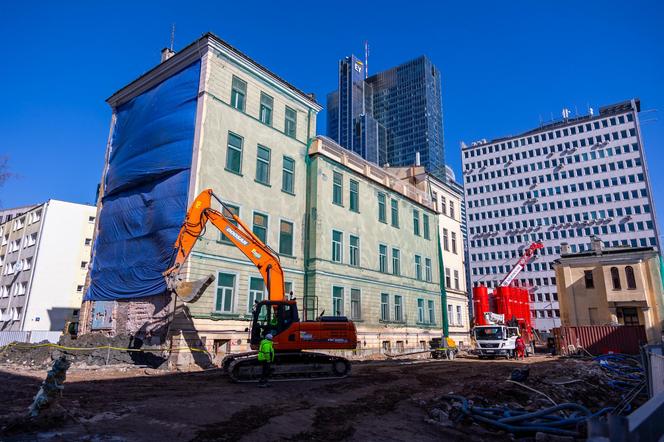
[28,356,70,417]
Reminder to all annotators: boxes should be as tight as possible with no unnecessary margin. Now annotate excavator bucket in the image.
[171,274,215,303]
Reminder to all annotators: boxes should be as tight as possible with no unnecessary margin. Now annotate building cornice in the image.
[106,33,322,112]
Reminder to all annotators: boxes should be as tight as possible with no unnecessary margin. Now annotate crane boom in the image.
[498,242,544,287]
[163,189,284,302]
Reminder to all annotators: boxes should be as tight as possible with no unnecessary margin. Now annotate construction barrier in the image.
[553,325,647,356]
[0,331,62,347]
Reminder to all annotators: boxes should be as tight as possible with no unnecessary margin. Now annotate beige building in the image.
[83,33,448,364]
[386,165,471,347]
[0,200,96,332]
[554,236,664,343]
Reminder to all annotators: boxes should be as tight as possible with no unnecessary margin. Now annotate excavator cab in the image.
[249,300,299,346]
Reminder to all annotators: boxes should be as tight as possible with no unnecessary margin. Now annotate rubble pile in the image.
[0,334,168,369]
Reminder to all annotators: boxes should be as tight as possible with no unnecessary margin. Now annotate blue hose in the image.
[441,394,612,437]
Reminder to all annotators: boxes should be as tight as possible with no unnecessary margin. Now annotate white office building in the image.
[462,99,659,331]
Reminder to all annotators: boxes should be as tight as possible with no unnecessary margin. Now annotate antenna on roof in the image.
[364,40,369,79]
[170,23,176,51]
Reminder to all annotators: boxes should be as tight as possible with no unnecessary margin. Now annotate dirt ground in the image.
[0,355,625,441]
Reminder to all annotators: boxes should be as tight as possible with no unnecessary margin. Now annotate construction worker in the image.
[515,335,526,360]
[258,333,275,387]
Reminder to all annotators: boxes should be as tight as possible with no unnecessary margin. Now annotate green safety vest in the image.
[257,339,274,362]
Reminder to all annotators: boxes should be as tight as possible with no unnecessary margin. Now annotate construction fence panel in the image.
[0,331,30,346]
[0,331,62,346]
[553,325,647,356]
[29,331,62,344]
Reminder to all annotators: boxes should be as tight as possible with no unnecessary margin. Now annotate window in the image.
[412,209,421,236]
[284,281,293,297]
[445,268,451,287]
[349,180,359,212]
[619,307,639,325]
[391,199,399,227]
[625,266,636,289]
[432,192,438,212]
[440,196,446,216]
[252,212,268,243]
[80,261,88,269]
[84,238,92,246]
[282,157,295,194]
[332,286,344,316]
[333,172,343,205]
[21,257,32,271]
[350,288,361,320]
[456,306,462,325]
[449,201,455,219]
[226,132,243,174]
[215,272,235,313]
[379,244,387,273]
[349,235,360,266]
[248,277,266,312]
[381,293,390,321]
[447,304,454,325]
[88,216,96,223]
[428,300,435,324]
[285,106,297,138]
[423,214,430,239]
[230,76,246,111]
[443,228,449,251]
[392,248,400,275]
[255,145,271,184]
[394,295,403,322]
[610,267,621,290]
[30,210,41,224]
[219,204,240,244]
[378,193,387,222]
[584,270,594,289]
[451,232,457,254]
[332,230,343,262]
[76,285,84,292]
[425,258,432,282]
[454,270,460,290]
[259,92,273,126]
[417,299,425,323]
[279,220,294,256]
[415,255,422,280]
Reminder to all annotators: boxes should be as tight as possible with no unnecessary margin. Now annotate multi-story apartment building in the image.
[0,200,96,331]
[462,99,659,332]
[387,164,471,347]
[82,34,447,364]
[0,205,37,225]
[327,55,445,179]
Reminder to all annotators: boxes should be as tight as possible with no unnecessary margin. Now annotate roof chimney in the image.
[161,47,175,63]
[560,242,570,255]
[591,236,603,255]
[415,151,421,167]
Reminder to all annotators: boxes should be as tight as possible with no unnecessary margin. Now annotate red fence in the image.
[553,325,647,356]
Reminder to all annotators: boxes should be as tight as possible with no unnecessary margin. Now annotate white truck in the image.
[472,312,532,359]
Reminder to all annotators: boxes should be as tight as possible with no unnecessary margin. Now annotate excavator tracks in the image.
[224,351,351,383]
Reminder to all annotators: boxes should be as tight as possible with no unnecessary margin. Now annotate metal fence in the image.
[553,325,647,356]
[0,331,61,346]
[643,344,664,398]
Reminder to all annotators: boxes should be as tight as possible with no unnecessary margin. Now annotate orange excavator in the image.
[163,189,357,381]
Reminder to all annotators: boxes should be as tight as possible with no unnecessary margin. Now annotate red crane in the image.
[498,242,544,287]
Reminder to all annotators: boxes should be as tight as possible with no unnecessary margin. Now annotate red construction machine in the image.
[471,242,543,359]
[163,189,357,381]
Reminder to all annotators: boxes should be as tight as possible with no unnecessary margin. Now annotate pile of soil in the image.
[0,334,168,369]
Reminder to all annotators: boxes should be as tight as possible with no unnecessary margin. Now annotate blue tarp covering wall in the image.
[85,61,201,301]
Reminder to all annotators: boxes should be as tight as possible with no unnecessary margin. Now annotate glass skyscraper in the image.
[327,55,445,178]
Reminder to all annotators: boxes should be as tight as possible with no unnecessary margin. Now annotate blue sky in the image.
[1,1,663,227]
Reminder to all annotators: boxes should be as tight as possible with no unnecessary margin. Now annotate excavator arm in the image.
[164,189,285,303]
